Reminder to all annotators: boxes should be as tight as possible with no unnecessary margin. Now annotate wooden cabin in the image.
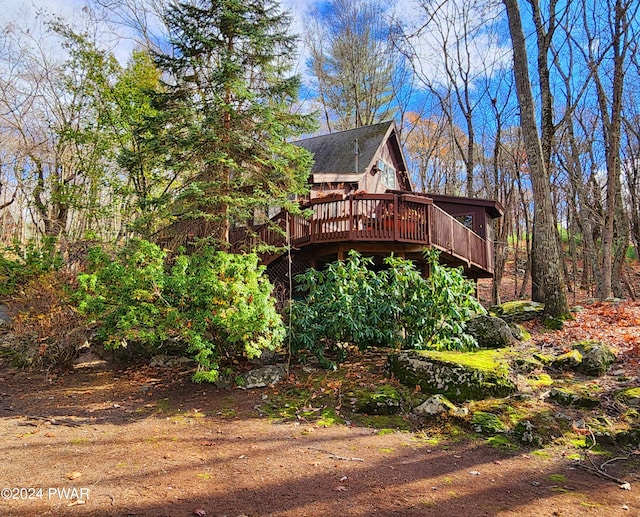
[230,120,503,287]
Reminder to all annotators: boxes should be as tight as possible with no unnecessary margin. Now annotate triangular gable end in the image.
[294,120,412,195]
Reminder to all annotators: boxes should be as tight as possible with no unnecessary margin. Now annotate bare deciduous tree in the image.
[306,0,402,131]
[579,0,639,299]
[502,0,570,318]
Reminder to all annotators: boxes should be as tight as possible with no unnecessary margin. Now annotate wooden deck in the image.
[230,193,494,276]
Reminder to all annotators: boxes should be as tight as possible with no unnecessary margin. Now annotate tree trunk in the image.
[612,190,629,298]
[587,0,633,299]
[503,0,570,318]
[529,0,558,302]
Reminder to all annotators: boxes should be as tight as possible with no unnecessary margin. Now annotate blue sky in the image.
[0,0,516,136]
[1,0,509,83]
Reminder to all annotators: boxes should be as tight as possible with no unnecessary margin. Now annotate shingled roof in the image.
[294,120,397,175]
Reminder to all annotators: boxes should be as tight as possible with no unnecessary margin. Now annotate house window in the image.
[378,159,396,189]
[455,214,474,230]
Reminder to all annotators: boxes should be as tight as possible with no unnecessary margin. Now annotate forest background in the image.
[1,0,640,312]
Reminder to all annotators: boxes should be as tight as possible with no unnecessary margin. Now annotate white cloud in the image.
[0,0,89,25]
[396,0,512,88]
[4,0,511,96]
[1,0,139,66]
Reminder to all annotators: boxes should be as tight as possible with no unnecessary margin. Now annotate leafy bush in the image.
[2,272,85,369]
[75,239,284,382]
[290,249,484,367]
[0,237,63,297]
[289,252,390,366]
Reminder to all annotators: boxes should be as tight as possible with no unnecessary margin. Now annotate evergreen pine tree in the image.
[154,0,314,249]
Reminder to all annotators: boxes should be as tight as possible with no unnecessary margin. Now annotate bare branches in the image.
[305,0,402,131]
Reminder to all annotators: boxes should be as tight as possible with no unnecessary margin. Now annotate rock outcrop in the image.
[465,314,521,349]
[388,349,517,402]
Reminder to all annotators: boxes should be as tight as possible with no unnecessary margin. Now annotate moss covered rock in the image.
[512,355,545,374]
[490,300,544,323]
[571,340,616,376]
[548,387,601,408]
[472,411,507,434]
[354,385,403,415]
[551,350,583,370]
[509,324,531,341]
[465,314,519,349]
[387,349,516,402]
[512,419,544,447]
[413,394,459,416]
[526,373,554,388]
[240,365,286,389]
[616,387,640,409]
[614,427,640,445]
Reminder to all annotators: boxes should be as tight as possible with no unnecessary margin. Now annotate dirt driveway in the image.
[0,358,638,517]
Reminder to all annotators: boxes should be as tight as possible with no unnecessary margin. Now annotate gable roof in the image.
[294,120,403,175]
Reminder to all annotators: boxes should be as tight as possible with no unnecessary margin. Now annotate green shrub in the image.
[289,252,391,366]
[75,239,284,382]
[5,272,85,369]
[0,237,63,297]
[385,249,483,350]
[289,249,484,367]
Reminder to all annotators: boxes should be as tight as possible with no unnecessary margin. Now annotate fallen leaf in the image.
[66,471,82,480]
[67,499,85,507]
[468,471,481,476]
[619,482,631,490]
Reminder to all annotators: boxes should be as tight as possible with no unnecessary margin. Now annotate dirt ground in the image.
[2,262,640,516]
[1,329,640,517]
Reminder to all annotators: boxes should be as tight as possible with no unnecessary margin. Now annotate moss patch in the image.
[552,350,583,370]
[316,408,344,427]
[388,349,516,402]
[353,385,403,415]
[472,411,507,434]
[487,435,518,450]
[527,373,554,388]
[616,387,640,409]
[423,349,509,372]
[549,387,601,408]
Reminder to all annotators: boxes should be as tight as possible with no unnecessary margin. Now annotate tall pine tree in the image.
[154,0,314,249]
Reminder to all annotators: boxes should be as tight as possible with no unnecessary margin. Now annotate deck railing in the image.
[230,193,493,273]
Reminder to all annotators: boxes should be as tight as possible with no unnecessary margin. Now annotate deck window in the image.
[455,214,474,230]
